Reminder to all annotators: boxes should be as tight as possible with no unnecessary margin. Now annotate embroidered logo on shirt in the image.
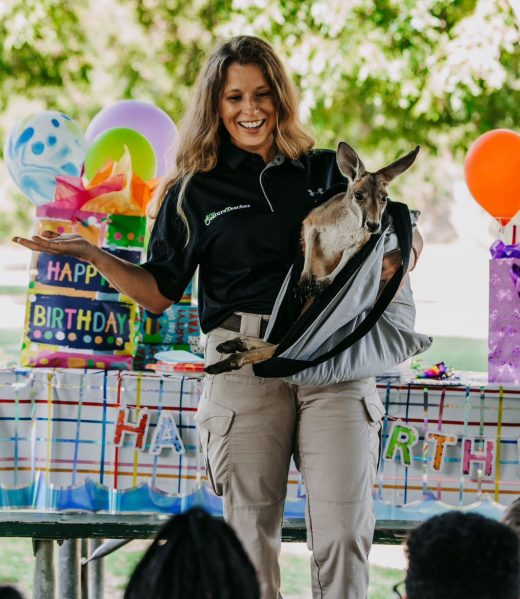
[204,204,251,226]
[307,188,324,198]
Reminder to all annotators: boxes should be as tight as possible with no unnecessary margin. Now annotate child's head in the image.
[405,511,519,599]
[0,586,25,599]
[503,497,520,538]
[124,508,259,599]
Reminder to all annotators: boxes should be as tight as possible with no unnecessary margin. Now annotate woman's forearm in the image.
[13,231,173,314]
[89,247,172,314]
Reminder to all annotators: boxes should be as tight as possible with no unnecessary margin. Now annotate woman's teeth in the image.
[239,119,265,129]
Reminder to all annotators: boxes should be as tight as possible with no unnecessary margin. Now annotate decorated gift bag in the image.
[21,150,157,369]
[136,288,201,370]
[135,263,201,371]
[139,304,200,347]
[488,240,520,384]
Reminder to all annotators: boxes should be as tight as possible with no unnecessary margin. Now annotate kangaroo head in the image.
[336,141,420,233]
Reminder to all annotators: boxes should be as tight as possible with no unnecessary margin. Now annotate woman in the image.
[13,36,422,599]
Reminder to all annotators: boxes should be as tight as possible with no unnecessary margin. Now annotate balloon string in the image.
[513,225,517,245]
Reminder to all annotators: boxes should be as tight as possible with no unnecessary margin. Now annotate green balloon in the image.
[84,127,157,181]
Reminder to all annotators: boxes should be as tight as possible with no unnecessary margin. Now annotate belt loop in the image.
[238,313,262,337]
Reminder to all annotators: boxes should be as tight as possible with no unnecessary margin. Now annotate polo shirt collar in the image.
[220,132,305,170]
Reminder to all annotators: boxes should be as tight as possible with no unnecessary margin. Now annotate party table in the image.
[0,368,518,598]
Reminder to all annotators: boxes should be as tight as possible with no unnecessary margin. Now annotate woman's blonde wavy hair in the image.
[149,36,315,243]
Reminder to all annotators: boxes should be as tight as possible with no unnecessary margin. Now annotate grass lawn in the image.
[418,335,487,372]
[0,538,402,598]
[0,328,23,367]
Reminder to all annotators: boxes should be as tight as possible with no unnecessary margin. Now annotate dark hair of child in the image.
[124,507,260,599]
[405,511,519,599]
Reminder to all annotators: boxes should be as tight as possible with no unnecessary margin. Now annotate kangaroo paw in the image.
[315,276,332,292]
[296,275,327,302]
[205,354,244,375]
[216,337,250,354]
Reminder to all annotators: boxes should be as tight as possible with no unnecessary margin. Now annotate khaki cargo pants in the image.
[196,317,385,599]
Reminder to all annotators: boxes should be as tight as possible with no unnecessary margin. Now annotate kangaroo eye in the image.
[354,192,363,201]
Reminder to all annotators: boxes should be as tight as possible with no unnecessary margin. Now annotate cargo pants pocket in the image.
[196,398,235,497]
[361,390,386,485]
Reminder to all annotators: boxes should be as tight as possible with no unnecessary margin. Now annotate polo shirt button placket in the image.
[259,168,275,212]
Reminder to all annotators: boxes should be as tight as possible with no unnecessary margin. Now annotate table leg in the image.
[81,539,89,599]
[58,539,80,599]
[32,539,55,599]
[88,539,104,599]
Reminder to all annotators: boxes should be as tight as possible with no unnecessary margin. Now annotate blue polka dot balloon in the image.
[3,110,87,206]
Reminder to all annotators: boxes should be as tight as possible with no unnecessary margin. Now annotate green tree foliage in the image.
[0,0,518,239]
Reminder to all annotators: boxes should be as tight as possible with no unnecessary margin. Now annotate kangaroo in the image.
[205,141,419,375]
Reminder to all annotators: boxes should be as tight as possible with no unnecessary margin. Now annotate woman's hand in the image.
[379,228,424,296]
[380,249,402,287]
[12,230,97,262]
[381,229,423,282]
[12,230,172,314]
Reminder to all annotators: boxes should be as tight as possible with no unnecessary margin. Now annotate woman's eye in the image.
[381,195,388,203]
[354,192,363,201]
[228,96,241,102]
[257,91,272,98]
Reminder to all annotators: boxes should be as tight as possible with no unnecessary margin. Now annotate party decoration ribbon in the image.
[49,148,157,216]
[490,240,520,259]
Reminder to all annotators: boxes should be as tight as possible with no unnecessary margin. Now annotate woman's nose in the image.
[242,97,258,114]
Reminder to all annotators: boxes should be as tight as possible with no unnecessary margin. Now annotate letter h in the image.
[113,408,150,452]
[462,437,496,478]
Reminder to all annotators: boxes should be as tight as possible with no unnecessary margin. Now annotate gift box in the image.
[139,304,200,346]
[20,151,156,370]
[488,240,520,384]
[179,280,193,305]
[133,343,176,371]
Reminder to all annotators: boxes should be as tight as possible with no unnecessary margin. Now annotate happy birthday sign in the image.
[0,370,518,519]
[20,207,144,369]
[27,294,132,351]
[384,420,496,477]
[35,248,141,292]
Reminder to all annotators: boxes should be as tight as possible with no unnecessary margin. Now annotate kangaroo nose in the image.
[365,221,380,233]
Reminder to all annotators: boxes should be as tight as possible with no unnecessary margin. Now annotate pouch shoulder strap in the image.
[253,200,412,378]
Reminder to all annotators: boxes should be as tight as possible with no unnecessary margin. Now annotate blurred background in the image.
[0,1,519,596]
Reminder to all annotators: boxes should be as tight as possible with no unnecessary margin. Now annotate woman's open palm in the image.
[12,230,95,261]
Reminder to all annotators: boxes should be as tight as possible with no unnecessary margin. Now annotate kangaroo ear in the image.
[336,141,366,181]
[377,146,420,184]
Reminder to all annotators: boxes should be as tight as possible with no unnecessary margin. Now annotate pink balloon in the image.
[86,101,177,176]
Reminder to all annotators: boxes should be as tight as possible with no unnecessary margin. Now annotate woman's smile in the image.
[238,119,266,130]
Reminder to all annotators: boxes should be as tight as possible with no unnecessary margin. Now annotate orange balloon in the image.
[464,129,520,225]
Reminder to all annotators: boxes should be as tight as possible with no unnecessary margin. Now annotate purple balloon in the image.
[86,101,177,176]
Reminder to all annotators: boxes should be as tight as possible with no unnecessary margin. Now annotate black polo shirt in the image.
[141,136,345,332]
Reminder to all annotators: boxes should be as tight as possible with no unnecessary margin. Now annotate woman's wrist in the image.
[86,244,103,264]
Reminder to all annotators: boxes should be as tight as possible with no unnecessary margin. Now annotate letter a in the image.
[150,412,185,456]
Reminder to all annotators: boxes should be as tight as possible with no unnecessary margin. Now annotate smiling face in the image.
[219,62,278,163]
